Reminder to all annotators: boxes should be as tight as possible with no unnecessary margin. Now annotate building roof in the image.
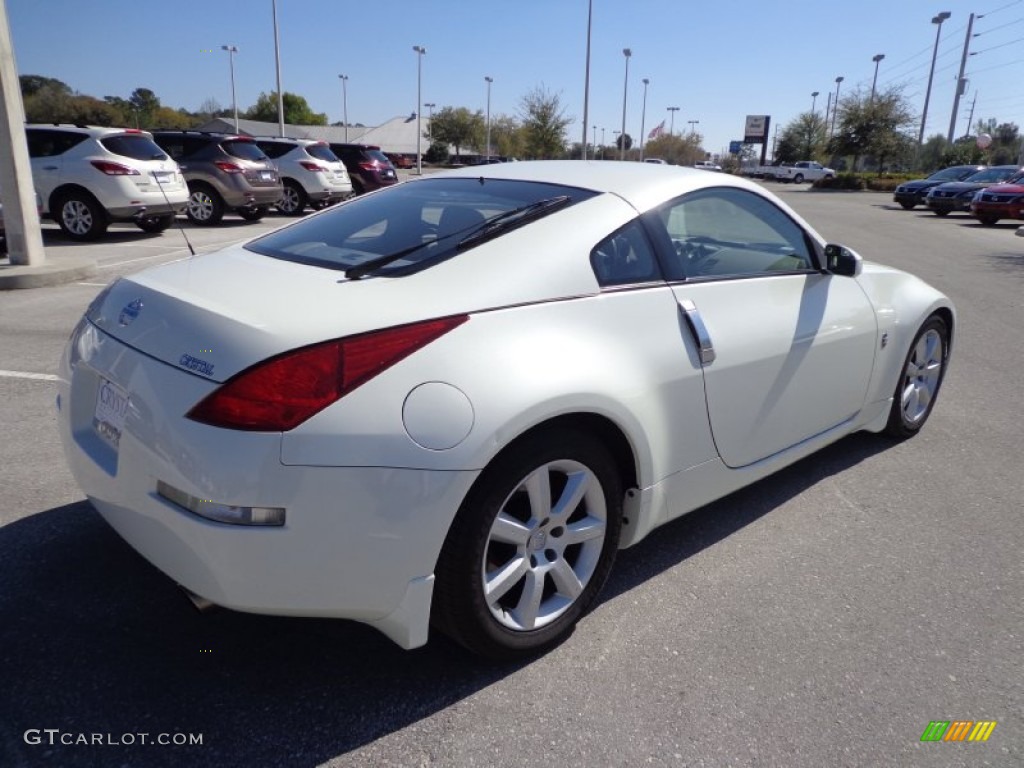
[194,116,427,154]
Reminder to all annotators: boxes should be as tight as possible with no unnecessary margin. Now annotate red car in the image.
[971,176,1024,225]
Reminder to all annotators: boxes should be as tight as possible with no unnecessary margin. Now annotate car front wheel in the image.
[55,192,108,241]
[884,316,950,439]
[792,173,805,183]
[433,430,623,659]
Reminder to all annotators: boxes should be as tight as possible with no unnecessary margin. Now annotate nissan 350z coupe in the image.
[58,161,954,658]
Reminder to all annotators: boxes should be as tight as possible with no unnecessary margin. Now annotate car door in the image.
[644,186,878,468]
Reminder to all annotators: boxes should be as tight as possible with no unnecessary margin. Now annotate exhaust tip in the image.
[181,587,218,614]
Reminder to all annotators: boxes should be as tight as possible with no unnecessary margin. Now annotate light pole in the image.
[272,0,284,137]
[221,45,239,133]
[620,48,631,160]
[601,127,606,158]
[413,45,426,174]
[688,119,699,136]
[639,78,649,160]
[592,124,597,158]
[484,76,493,162]
[919,12,951,151]
[831,76,844,137]
[667,106,679,136]
[870,54,885,103]
[811,91,819,117]
[424,102,435,139]
[337,74,349,142]
[582,0,593,159]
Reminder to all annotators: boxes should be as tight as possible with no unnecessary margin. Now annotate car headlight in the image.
[895,185,905,193]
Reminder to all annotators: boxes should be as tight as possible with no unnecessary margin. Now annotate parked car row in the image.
[19,124,399,241]
[894,164,1024,225]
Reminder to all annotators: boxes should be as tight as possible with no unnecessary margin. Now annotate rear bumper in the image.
[56,321,478,649]
[105,201,186,219]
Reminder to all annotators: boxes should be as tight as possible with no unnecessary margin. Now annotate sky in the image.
[7,0,1024,159]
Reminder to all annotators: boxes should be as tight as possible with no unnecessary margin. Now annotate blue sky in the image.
[8,0,1024,157]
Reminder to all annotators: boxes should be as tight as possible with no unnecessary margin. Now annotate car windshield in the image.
[245,177,597,277]
[100,134,169,161]
[222,139,268,161]
[964,167,1018,183]
[928,167,975,181]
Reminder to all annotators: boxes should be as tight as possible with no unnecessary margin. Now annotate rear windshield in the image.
[100,135,169,161]
[245,177,597,277]
[364,149,392,166]
[222,140,269,161]
[307,144,340,162]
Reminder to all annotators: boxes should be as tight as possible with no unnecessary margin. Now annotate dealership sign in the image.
[744,115,770,144]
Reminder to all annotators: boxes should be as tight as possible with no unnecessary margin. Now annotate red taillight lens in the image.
[214,161,244,173]
[299,161,327,172]
[359,161,379,171]
[187,315,469,431]
[91,160,140,176]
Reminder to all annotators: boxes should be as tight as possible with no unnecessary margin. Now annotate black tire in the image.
[899,202,916,210]
[54,191,108,241]
[351,179,365,196]
[976,213,999,226]
[186,185,225,225]
[792,173,805,184]
[277,180,307,216]
[933,209,950,217]
[884,315,950,439]
[238,206,268,222]
[432,429,623,659]
[136,214,174,233]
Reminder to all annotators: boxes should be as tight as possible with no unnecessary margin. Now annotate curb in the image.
[0,257,97,290]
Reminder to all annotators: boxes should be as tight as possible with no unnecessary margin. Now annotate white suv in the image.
[255,138,352,215]
[27,125,188,240]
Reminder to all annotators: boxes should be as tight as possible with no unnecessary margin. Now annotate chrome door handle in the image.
[678,299,716,365]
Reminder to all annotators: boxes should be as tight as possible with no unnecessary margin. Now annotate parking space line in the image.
[98,251,191,269]
[0,370,59,382]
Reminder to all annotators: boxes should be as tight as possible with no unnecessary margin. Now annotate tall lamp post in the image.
[639,78,650,160]
[870,54,885,103]
[919,12,951,151]
[811,91,819,117]
[619,48,631,160]
[272,0,284,137]
[484,76,493,162]
[830,76,844,137]
[424,102,435,139]
[581,0,593,159]
[592,124,597,158]
[667,106,679,136]
[337,74,349,142]
[221,45,239,133]
[412,45,426,174]
[688,119,699,136]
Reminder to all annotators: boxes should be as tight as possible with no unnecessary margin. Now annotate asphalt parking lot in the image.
[0,185,1021,767]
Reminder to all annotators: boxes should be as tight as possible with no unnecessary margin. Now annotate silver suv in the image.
[255,138,353,215]
[26,125,188,241]
[151,131,283,225]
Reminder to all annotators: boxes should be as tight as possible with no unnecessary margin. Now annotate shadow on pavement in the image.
[0,432,891,767]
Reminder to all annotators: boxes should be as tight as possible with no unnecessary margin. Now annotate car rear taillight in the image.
[91,160,140,176]
[299,161,327,172]
[358,161,380,171]
[187,315,469,431]
[214,161,244,173]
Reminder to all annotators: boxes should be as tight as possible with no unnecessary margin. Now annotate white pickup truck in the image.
[765,161,836,183]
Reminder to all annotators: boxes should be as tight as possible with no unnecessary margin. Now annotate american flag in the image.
[648,120,666,140]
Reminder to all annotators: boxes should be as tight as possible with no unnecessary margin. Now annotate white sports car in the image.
[57,161,953,658]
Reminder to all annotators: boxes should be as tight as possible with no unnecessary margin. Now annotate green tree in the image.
[424,140,450,164]
[19,74,72,98]
[918,134,949,172]
[775,112,827,164]
[489,114,524,158]
[429,106,485,159]
[244,91,328,126]
[940,136,985,166]
[129,87,161,127]
[643,133,704,166]
[828,86,916,172]
[519,85,571,159]
[973,119,1020,165]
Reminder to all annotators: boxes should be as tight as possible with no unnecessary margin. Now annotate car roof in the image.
[426,160,759,213]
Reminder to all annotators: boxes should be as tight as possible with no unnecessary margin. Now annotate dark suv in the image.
[328,144,398,194]
[151,131,283,224]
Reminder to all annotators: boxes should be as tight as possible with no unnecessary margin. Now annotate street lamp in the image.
[831,76,844,137]
[424,102,435,139]
[667,106,679,136]
[484,76,493,161]
[412,45,426,174]
[272,0,284,137]
[811,91,819,117]
[337,74,349,142]
[592,124,597,158]
[870,54,885,103]
[639,78,650,160]
[582,0,593,159]
[620,48,631,160]
[687,119,699,135]
[919,12,951,150]
[221,45,239,133]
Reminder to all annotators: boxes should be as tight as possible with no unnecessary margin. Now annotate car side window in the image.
[652,187,815,281]
[591,219,661,287]
[27,129,82,158]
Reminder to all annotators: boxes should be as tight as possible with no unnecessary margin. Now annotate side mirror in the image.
[823,243,862,277]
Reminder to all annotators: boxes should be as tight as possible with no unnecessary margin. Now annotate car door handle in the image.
[678,299,716,365]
